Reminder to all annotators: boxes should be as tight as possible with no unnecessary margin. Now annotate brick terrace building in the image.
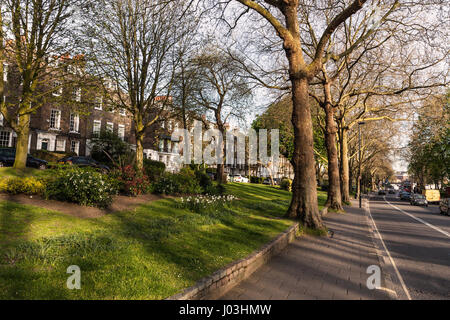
[1,55,133,156]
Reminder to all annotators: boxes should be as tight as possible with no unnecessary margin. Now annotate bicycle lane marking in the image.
[367,198,412,300]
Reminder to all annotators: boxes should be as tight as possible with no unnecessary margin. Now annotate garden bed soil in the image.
[0,193,165,218]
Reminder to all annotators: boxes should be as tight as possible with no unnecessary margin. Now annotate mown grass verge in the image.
[0,183,325,300]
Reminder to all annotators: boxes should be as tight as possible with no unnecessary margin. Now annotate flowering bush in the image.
[44,167,118,208]
[0,177,45,195]
[178,194,237,214]
[113,165,152,196]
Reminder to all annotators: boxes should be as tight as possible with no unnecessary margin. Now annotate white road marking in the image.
[384,197,450,238]
[367,200,412,300]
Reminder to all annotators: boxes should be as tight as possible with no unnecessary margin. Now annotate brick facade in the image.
[1,56,134,156]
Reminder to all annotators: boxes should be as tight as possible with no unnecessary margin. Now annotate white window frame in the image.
[56,139,66,152]
[0,96,4,126]
[2,64,8,82]
[70,113,80,133]
[95,96,103,110]
[106,122,114,133]
[0,131,11,147]
[52,81,63,96]
[119,108,126,116]
[71,140,80,155]
[93,120,101,136]
[73,88,81,102]
[118,124,125,141]
[50,109,61,130]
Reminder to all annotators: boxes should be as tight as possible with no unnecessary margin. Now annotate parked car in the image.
[58,156,110,173]
[422,189,440,204]
[400,192,411,201]
[410,194,428,207]
[228,174,249,183]
[0,148,47,169]
[439,198,449,216]
[263,177,280,185]
[378,190,387,195]
[388,189,396,194]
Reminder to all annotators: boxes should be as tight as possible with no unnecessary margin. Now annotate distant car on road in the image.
[410,194,428,207]
[400,192,412,201]
[58,156,110,173]
[0,148,47,169]
[388,189,396,194]
[378,190,387,195]
[439,198,449,216]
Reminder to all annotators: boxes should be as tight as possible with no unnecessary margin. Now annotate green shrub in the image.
[152,169,203,195]
[0,177,46,195]
[44,167,118,208]
[195,169,213,190]
[91,131,135,167]
[280,177,292,192]
[151,174,180,195]
[143,159,166,180]
[250,176,264,184]
[204,184,226,196]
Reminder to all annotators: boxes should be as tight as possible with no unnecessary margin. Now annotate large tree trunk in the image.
[282,4,323,229]
[135,125,145,171]
[13,114,31,169]
[339,128,350,204]
[135,136,144,171]
[217,127,226,184]
[323,103,343,211]
[285,77,323,229]
[134,113,145,171]
[217,163,225,184]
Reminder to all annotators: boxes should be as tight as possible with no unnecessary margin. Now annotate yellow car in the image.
[422,190,440,204]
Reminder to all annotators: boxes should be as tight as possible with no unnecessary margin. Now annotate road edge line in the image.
[363,197,409,300]
[384,197,450,238]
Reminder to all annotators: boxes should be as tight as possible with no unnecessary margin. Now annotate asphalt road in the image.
[368,193,450,300]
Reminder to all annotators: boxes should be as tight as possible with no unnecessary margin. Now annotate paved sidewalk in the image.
[220,201,392,300]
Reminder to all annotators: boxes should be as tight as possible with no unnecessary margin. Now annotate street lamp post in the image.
[358,121,366,208]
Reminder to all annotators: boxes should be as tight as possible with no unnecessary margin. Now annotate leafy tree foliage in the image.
[408,92,450,188]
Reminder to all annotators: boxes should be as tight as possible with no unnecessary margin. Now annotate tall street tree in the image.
[0,0,77,168]
[217,0,369,229]
[81,0,197,170]
[189,47,253,184]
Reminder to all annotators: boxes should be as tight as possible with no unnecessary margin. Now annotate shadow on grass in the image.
[0,200,72,300]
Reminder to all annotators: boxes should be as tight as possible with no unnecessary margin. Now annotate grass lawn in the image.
[0,167,50,179]
[0,183,327,300]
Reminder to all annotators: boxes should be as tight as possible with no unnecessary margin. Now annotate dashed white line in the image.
[367,200,412,300]
[384,197,450,238]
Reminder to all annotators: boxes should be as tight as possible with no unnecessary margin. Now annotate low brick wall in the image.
[167,223,299,300]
